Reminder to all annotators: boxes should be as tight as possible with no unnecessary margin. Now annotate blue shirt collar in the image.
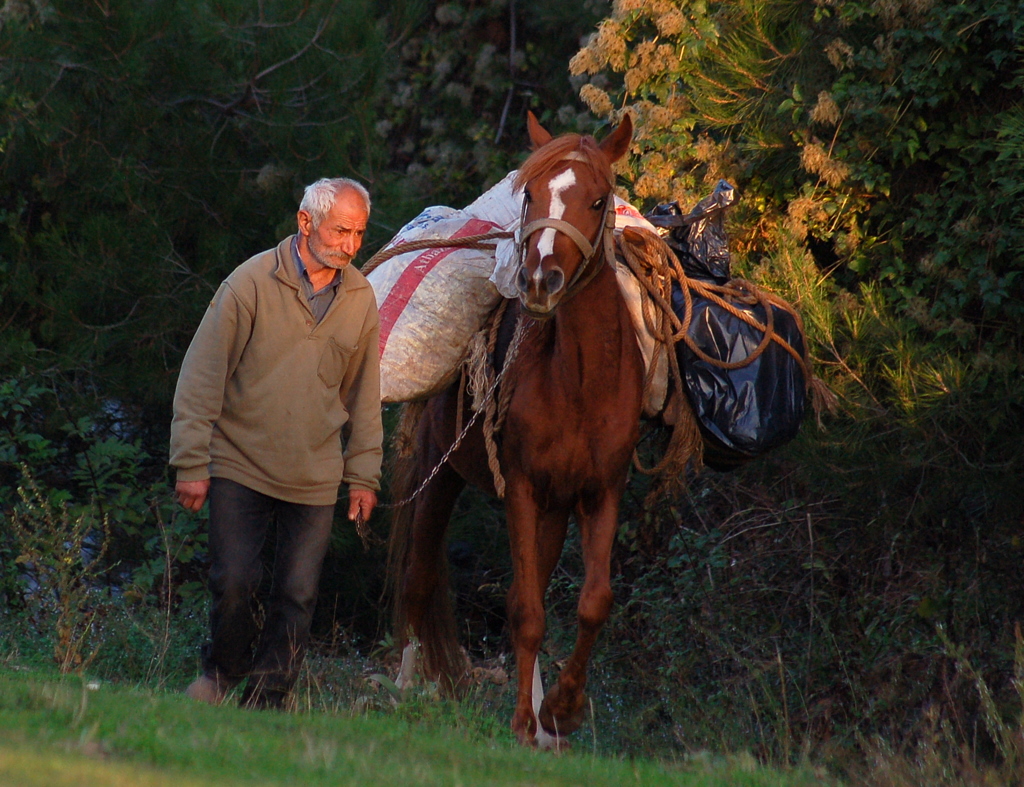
[292,235,341,292]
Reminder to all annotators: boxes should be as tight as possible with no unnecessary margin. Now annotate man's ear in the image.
[296,209,313,237]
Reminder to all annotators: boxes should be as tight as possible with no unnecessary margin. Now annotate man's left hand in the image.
[348,488,377,524]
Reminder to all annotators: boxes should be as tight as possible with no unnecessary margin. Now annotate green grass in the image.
[0,667,831,787]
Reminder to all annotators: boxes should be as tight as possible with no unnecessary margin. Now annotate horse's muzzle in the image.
[516,264,565,317]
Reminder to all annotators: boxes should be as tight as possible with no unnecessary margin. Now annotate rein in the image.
[360,230,514,277]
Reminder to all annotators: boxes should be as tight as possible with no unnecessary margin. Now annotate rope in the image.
[613,226,836,496]
[493,329,518,434]
[360,231,515,276]
[464,300,514,498]
[616,227,834,410]
[371,213,835,512]
[382,315,529,512]
[481,306,513,497]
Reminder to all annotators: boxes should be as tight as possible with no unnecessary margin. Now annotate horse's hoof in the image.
[514,723,570,752]
[539,690,587,736]
[534,729,571,753]
[512,709,537,747]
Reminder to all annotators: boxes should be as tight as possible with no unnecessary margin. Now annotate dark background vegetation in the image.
[1,0,1022,782]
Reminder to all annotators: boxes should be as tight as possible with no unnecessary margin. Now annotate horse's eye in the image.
[591,198,605,210]
[524,189,532,203]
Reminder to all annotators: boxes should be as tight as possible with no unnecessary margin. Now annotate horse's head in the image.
[514,112,632,318]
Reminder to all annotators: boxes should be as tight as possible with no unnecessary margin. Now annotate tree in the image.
[0,0,391,416]
[570,0,1024,362]
[372,0,610,209]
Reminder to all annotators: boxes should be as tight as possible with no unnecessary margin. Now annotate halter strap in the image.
[519,217,596,261]
[517,187,616,299]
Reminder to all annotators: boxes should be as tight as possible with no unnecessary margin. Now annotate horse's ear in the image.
[527,111,552,150]
[598,113,633,164]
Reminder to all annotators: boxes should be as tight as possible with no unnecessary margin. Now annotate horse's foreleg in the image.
[506,487,568,745]
[507,588,540,743]
[538,494,618,738]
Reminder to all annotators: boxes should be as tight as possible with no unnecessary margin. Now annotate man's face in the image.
[300,189,368,270]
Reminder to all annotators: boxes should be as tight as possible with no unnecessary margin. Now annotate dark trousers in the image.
[203,477,335,707]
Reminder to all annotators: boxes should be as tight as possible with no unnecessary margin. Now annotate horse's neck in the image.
[547,262,631,387]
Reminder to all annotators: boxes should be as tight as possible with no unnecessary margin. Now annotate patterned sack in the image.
[367,206,506,403]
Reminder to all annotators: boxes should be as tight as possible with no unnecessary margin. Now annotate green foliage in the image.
[373,0,610,209]
[0,374,208,641]
[0,0,391,410]
[572,0,1024,362]
[8,467,111,673]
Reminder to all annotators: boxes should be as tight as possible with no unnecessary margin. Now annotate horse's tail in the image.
[385,402,469,695]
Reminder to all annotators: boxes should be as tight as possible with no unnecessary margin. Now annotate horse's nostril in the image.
[516,266,529,294]
[545,267,565,294]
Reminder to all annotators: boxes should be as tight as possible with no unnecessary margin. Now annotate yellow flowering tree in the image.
[571,0,1024,360]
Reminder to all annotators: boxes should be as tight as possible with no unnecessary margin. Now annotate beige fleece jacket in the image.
[169,236,383,505]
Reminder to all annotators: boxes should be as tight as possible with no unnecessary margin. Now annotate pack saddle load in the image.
[362,173,834,476]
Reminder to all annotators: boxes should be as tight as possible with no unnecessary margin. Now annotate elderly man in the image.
[170,177,383,710]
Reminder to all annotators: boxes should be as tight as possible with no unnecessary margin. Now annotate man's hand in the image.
[348,488,377,524]
[176,479,210,512]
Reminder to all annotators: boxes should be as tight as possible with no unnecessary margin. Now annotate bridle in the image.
[516,156,618,311]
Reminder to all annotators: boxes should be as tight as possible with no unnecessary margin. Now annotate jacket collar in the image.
[272,235,372,293]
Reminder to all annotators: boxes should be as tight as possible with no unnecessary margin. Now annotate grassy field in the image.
[0,667,831,787]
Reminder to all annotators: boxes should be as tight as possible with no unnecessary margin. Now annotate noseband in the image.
[517,159,618,306]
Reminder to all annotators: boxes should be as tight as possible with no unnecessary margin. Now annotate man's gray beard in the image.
[309,237,351,270]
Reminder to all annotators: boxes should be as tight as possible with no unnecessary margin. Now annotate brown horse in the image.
[387,112,643,747]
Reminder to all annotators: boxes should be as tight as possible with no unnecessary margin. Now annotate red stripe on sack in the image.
[614,202,643,219]
[378,218,500,357]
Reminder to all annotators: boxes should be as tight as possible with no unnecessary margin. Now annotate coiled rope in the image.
[615,226,836,491]
[464,300,529,498]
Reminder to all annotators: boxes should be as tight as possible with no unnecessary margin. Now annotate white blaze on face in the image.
[533,168,576,283]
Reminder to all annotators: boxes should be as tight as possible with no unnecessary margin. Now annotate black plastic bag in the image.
[648,182,810,470]
[646,179,735,283]
[671,283,808,471]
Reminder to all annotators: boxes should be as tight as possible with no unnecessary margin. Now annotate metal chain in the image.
[380,314,529,512]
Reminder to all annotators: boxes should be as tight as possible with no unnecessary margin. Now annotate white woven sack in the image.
[368,210,504,403]
[607,200,669,417]
[464,170,522,229]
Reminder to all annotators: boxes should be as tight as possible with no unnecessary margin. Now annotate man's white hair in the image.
[299,178,371,229]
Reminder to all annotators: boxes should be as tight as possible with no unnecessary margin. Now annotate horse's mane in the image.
[514,134,613,192]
